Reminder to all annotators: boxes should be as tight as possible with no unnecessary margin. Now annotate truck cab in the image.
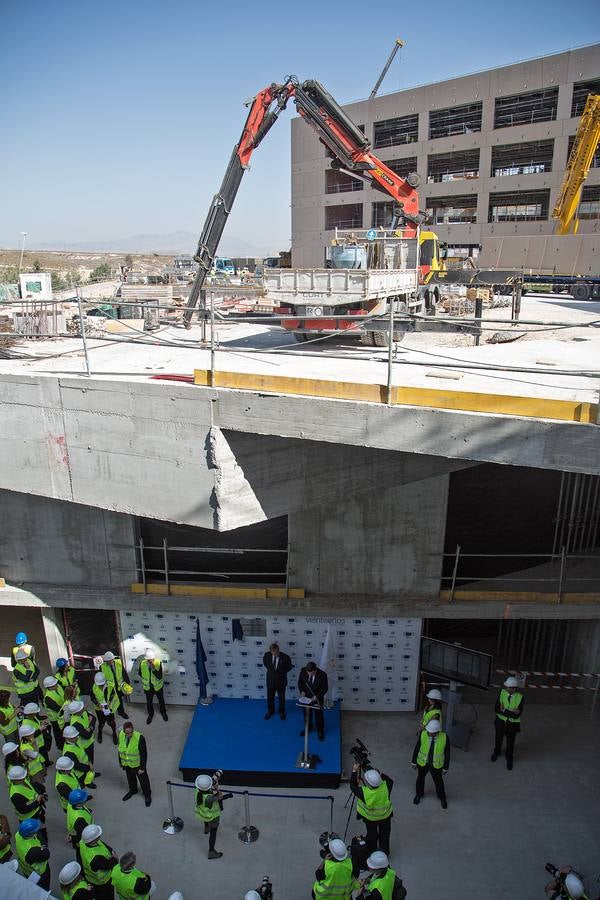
[211,257,236,277]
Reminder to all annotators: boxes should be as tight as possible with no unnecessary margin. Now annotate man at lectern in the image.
[263,643,293,721]
[298,661,328,741]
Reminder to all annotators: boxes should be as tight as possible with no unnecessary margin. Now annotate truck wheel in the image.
[293,332,309,342]
[572,283,591,301]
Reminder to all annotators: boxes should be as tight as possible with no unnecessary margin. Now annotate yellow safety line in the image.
[193,369,598,424]
[131,583,304,599]
[440,589,600,603]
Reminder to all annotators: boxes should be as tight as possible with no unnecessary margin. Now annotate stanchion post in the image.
[162,781,184,835]
[329,796,334,834]
[238,790,259,844]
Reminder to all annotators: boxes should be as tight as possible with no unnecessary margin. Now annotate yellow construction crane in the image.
[552,93,600,235]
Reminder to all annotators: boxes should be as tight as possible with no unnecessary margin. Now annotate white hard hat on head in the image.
[18,724,35,738]
[426,688,442,701]
[23,702,40,715]
[103,651,115,661]
[425,719,442,734]
[167,894,185,900]
[328,838,348,861]
[195,774,212,791]
[245,893,261,900]
[68,700,84,714]
[59,861,82,885]
[7,765,27,781]
[15,649,28,660]
[43,675,57,688]
[367,850,389,870]
[363,769,382,788]
[94,672,106,685]
[56,755,75,771]
[504,676,519,688]
[565,873,585,898]
[63,725,79,740]
[81,824,102,844]
[1,742,18,757]
[145,648,156,660]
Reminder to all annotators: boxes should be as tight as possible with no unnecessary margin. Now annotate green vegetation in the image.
[89,262,113,282]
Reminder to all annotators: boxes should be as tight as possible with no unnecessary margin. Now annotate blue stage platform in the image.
[179,698,342,788]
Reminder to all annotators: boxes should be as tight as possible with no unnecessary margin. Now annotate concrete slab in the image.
[1,699,598,899]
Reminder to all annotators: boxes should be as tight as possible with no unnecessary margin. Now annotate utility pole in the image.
[369,39,404,100]
[18,231,28,274]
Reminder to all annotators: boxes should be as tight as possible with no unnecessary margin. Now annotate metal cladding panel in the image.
[119,610,422,712]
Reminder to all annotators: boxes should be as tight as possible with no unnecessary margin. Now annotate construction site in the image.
[1,35,600,900]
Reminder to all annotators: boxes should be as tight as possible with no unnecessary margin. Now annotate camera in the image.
[318,830,340,859]
[350,738,372,769]
[257,875,273,900]
[212,769,223,783]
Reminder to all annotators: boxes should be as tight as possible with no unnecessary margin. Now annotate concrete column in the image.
[41,607,67,665]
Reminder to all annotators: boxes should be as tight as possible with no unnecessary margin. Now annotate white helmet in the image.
[7,765,27,781]
[363,769,382,788]
[328,838,348,861]
[167,894,185,900]
[59,861,82,885]
[195,774,212,791]
[18,724,35,738]
[43,676,57,689]
[426,689,442,701]
[1,742,18,757]
[245,893,261,900]
[94,672,106,686]
[145,648,156,660]
[81,824,103,844]
[56,756,75,771]
[367,851,389,870]
[15,649,28,661]
[565,873,585,898]
[63,725,79,740]
[425,719,442,734]
[23,702,40,715]
[504,676,519,688]
[68,700,84,714]
[103,651,116,662]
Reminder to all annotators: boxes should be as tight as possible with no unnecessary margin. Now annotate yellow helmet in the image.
[122,683,133,695]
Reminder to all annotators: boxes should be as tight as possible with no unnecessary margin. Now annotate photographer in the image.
[545,865,588,899]
[194,771,232,860]
[312,837,358,900]
[245,877,273,900]
[357,851,405,900]
[350,764,393,856]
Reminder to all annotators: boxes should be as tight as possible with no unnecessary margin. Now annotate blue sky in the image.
[0,0,598,253]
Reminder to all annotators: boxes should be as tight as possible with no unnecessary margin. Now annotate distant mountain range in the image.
[28,231,279,258]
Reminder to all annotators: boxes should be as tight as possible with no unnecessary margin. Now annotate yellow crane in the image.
[552,93,600,235]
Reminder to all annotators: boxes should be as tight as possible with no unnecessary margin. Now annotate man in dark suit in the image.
[262,643,293,721]
[298,661,328,741]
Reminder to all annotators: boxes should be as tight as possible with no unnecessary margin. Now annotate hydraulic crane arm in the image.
[552,93,600,236]
[183,76,425,325]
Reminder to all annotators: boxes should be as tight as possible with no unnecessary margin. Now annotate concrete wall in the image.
[567,618,600,677]
[0,490,136,587]
[289,472,449,598]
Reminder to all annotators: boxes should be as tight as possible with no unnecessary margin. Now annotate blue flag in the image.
[195,618,209,701]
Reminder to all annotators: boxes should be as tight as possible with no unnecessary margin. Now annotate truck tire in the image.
[572,283,591,301]
[371,331,405,347]
[293,332,309,342]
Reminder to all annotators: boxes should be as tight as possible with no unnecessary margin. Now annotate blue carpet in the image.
[179,698,342,788]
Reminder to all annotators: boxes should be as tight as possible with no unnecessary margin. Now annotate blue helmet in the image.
[68,789,88,806]
[15,632,27,645]
[56,658,68,668]
[19,818,41,837]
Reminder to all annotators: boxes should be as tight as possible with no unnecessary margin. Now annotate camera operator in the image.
[312,837,358,900]
[245,876,273,900]
[356,851,406,900]
[350,763,393,856]
[194,771,233,860]
[545,865,588,899]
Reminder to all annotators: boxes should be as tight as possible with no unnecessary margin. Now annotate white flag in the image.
[319,625,338,701]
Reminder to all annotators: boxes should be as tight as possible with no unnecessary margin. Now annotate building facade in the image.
[291,44,600,268]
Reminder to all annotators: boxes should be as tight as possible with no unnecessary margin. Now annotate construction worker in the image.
[195,772,225,859]
[67,699,97,765]
[12,647,41,705]
[412,718,450,809]
[11,631,36,665]
[80,823,118,899]
[62,725,97,788]
[43,674,66,749]
[492,675,524,771]
[92,672,119,745]
[2,742,22,780]
[15,818,50,890]
[118,720,152,807]
[357,851,402,900]
[0,688,19,743]
[101,651,130,718]
[545,866,589,899]
[350,764,394,856]
[22,701,51,763]
[421,688,443,731]
[312,837,358,900]
[139,648,168,724]
[0,812,12,864]
[59,860,93,899]
[19,723,46,782]
[55,756,82,813]
[55,657,81,700]
[111,851,153,898]
[66,789,94,853]
[7,765,46,828]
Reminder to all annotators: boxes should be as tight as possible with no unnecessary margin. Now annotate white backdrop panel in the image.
[119,610,422,712]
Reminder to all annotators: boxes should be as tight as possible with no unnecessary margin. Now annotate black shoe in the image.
[89,782,98,789]
[94,771,102,777]
[207,850,223,860]
[264,712,273,720]
[146,715,153,725]
[204,823,210,834]
[279,711,286,720]
[413,795,422,805]
[161,712,168,722]
[118,711,128,719]
[145,797,152,807]
[122,791,137,802]
[318,732,324,742]
[507,761,513,771]
[490,752,498,762]
[441,801,448,809]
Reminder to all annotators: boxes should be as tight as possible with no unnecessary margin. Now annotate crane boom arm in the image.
[552,93,600,236]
